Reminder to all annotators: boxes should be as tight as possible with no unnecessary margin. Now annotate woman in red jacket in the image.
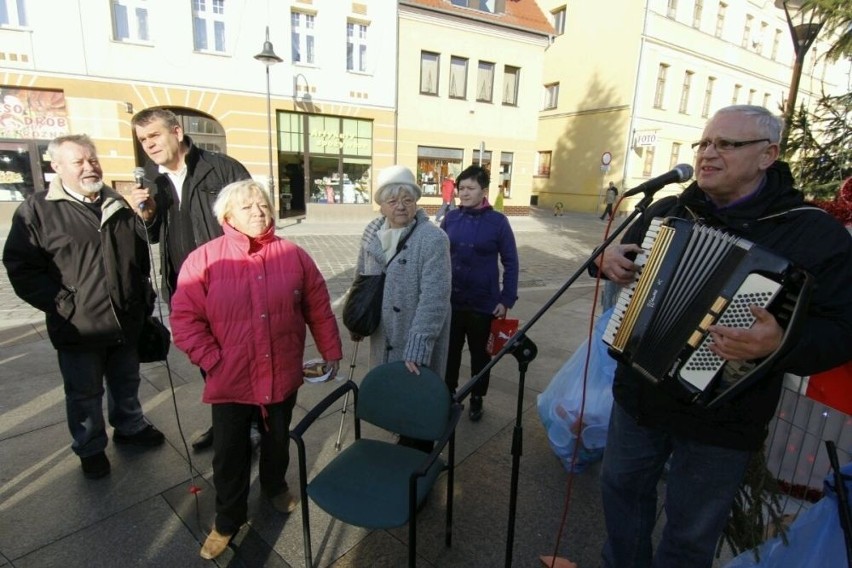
[170,180,342,560]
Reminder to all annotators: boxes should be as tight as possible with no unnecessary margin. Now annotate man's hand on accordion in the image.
[707,306,783,362]
[597,243,644,286]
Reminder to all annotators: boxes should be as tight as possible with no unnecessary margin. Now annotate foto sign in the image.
[633,131,657,148]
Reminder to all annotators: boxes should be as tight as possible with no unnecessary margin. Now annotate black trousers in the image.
[210,396,296,534]
[601,203,614,219]
[444,309,492,396]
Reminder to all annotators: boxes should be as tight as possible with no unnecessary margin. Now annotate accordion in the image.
[603,217,812,407]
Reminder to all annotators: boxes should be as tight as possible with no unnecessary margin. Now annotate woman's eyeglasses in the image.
[385,198,416,208]
[691,138,771,153]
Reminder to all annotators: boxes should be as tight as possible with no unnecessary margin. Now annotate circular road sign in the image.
[601,152,612,166]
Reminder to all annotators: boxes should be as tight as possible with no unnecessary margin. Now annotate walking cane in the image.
[335,341,360,451]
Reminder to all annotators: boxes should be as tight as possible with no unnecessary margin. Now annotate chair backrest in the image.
[357,361,451,441]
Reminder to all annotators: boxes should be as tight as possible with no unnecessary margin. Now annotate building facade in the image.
[533,0,850,215]
[0,0,399,228]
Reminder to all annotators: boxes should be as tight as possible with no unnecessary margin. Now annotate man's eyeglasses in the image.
[691,138,771,153]
[385,197,416,208]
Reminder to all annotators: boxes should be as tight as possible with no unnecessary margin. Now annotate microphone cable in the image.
[132,186,205,533]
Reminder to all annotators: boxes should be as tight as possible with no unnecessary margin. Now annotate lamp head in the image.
[254,27,283,66]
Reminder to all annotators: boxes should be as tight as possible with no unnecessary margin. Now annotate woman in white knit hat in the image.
[349,165,452,451]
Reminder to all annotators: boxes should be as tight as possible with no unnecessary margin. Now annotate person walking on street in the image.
[600,181,618,220]
[594,105,852,567]
[441,165,519,421]
[4,134,165,480]
[129,108,252,451]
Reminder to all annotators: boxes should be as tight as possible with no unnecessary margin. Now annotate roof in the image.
[400,0,555,36]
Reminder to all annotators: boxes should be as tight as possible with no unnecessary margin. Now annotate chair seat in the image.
[307,438,445,529]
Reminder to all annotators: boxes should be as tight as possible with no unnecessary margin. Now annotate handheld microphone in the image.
[622,164,694,198]
[133,167,147,210]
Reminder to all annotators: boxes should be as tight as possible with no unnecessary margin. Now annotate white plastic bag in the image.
[537,307,617,473]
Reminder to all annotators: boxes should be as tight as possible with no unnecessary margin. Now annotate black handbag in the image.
[342,221,419,337]
[137,316,171,363]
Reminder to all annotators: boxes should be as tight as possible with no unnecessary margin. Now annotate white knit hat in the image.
[375,165,421,200]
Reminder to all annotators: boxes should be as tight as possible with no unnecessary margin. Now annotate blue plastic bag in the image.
[537,307,617,473]
[725,461,852,568]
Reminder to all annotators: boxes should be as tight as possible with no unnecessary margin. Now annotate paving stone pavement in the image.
[0,208,736,567]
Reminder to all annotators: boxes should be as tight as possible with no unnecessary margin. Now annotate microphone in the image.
[622,164,694,198]
[133,167,147,210]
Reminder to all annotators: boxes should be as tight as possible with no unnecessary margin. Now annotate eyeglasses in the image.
[384,197,416,208]
[691,138,771,153]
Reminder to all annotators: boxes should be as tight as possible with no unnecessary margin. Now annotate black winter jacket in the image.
[143,136,250,300]
[613,162,852,450]
[3,179,152,350]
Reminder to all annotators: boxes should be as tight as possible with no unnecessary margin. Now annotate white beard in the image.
[80,179,104,195]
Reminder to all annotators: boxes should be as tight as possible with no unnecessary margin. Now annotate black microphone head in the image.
[674,163,694,182]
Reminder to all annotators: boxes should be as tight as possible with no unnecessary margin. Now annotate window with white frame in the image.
[476,61,495,103]
[679,71,693,114]
[692,0,703,28]
[715,2,726,38]
[502,65,520,106]
[0,0,27,26]
[702,76,715,118]
[741,14,753,48]
[449,56,468,99]
[667,0,677,19]
[762,92,771,108]
[292,11,316,64]
[192,0,226,53]
[669,142,681,169]
[543,83,559,110]
[420,51,439,95]
[653,63,669,109]
[748,88,756,104]
[552,6,566,35]
[642,146,656,177]
[346,21,367,72]
[771,29,782,60]
[112,0,149,42]
[536,151,552,177]
[732,84,741,105]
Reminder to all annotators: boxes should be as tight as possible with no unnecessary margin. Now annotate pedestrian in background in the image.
[600,181,618,220]
[594,105,852,567]
[441,165,518,421]
[351,165,451,451]
[435,175,456,223]
[4,134,164,480]
[169,180,342,560]
[129,107,252,451]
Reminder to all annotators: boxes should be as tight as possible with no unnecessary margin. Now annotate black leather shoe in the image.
[469,395,483,422]
[80,452,111,479]
[192,426,214,451]
[114,424,165,447]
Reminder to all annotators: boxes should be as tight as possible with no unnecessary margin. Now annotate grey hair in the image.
[374,183,419,206]
[713,105,784,143]
[212,179,273,225]
[48,134,97,161]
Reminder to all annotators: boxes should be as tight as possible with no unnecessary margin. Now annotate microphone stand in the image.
[452,192,656,567]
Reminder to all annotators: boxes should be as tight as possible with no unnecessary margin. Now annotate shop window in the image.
[499,152,513,198]
[416,146,464,197]
[0,141,49,201]
[471,147,492,174]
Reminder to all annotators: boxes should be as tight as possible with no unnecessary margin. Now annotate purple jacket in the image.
[441,205,519,314]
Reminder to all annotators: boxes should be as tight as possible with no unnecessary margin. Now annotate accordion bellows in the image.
[603,217,813,408]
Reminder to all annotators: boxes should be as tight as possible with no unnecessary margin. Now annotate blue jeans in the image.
[57,344,148,457]
[601,402,752,568]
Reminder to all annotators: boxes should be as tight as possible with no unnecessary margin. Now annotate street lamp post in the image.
[775,0,824,157]
[254,26,283,218]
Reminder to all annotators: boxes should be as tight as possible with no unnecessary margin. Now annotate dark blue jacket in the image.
[441,205,519,315]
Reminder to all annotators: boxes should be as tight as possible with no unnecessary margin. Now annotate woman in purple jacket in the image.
[441,165,519,420]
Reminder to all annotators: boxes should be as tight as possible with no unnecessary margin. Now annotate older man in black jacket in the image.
[595,105,852,568]
[4,134,164,480]
[129,108,251,450]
